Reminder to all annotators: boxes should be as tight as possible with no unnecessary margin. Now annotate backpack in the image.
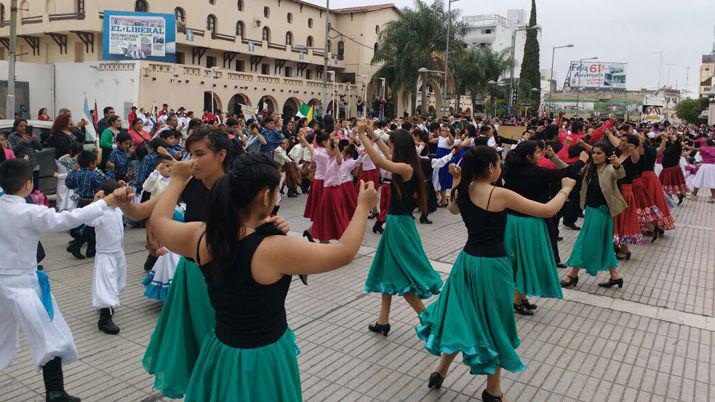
[29,189,50,207]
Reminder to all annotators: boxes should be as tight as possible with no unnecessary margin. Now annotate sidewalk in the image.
[1,196,713,401]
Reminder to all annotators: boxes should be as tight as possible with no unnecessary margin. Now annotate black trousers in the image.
[562,180,582,226]
[545,216,561,264]
[74,198,96,249]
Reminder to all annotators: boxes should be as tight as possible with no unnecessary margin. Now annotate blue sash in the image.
[36,270,54,320]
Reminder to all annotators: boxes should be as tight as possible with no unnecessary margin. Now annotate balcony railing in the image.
[21,15,43,24]
[49,12,85,22]
[211,32,235,42]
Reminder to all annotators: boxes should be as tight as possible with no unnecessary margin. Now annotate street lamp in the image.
[575,56,598,116]
[508,24,542,109]
[548,43,574,115]
[420,67,447,116]
[443,0,460,118]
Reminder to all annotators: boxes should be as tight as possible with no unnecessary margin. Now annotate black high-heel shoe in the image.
[428,372,444,390]
[368,322,390,336]
[372,221,384,234]
[651,229,659,243]
[656,227,665,239]
[514,302,534,316]
[419,216,433,224]
[482,389,504,402]
[598,277,624,288]
[521,298,537,310]
[560,274,579,288]
[302,230,315,243]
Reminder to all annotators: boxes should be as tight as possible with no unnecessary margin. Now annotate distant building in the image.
[701,54,715,97]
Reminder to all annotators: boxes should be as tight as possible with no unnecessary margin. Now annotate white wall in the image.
[0,61,54,119]
[54,61,141,138]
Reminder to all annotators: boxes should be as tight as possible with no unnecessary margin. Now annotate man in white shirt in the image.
[274,139,299,197]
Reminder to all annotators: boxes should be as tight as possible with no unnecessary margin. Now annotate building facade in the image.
[0,0,399,120]
[462,10,531,78]
[701,54,715,98]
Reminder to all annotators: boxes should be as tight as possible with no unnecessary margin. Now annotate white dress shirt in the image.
[0,195,107,274]
[273,146,292,165]
[87,207,125,253]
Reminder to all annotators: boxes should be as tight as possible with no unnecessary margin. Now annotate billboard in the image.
[103,10,176,62]
[568,61,626,89]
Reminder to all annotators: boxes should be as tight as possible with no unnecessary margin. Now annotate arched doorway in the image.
[257,95,278,116]
[227,93,251,116]
[203,91,222,113]
[282,97,301,120]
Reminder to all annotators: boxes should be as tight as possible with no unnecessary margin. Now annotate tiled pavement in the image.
[1,194,714,401]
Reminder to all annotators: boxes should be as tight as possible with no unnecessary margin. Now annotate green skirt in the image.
[142,257,216,399]
[504,214,563,299]
[566,206,619,276]
[185,328,301,402]
[365,214,443,299]
[416,252,524,375]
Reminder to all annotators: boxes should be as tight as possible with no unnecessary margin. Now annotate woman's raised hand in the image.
[356,179,379,210]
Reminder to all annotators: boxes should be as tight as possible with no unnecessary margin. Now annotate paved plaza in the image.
[1,195,714,402]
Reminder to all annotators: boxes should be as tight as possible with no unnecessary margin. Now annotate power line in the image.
[328,27,376,51]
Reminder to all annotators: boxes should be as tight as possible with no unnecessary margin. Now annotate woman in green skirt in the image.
[417,146,575,401]
[149,152,378,402]
[120,128,233,398]
[503,140,587,315]
[561,141,629,289]
[357,124,443,337]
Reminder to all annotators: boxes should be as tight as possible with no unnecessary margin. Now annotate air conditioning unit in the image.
[253,17,262,27]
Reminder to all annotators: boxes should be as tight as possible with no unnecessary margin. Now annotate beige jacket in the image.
[579,163,627,217]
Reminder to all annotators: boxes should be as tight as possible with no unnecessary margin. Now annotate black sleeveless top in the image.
[181,178,211,223]
[199,224,291,349]
[460,187,507,258]
[389,173,418,215]
[642,144,657,172]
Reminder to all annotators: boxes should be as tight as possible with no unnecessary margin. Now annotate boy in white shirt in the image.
[141,155,172,272]
[0,159,120,402]
[86,180,127,335]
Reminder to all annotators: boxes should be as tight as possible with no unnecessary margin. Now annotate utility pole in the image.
[665,63,673,88]
[652,50,663,89]
[5,0,17,119]
[321,0,330,117]
[443,0,458,117]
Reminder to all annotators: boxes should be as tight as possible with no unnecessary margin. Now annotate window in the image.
[209,0,215,4]
[261,63,270,75]
[75,0,84,14]
[308,18,313,28]
[206,56,216,68]
[176,52,185,64]
[235,60,245,72]
[174,7,185,23]
[135,0,148,12]
[284,67,292,77]
[375,25,380,34]
[305,70,312,80]
[483,29,492,34]
[0,4,4,22]
[285,32,293,46]
[287,12,292,23]
[237,0,243,11]
[236,21,244,38]
[337,40,344,60]
[263,6,270,18]
[207,14,217,34]
[306,36,313,48]
[262,27,270,42]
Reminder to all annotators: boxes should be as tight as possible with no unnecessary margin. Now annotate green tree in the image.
[518,0,541,110]
[372,1,466,115]
[676,98,706,123]
[452,46,512,115]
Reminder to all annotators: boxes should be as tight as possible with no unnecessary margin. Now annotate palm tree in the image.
[371,1,466,115]
[452,46,512,115]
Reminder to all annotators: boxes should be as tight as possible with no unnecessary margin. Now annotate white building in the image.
[463,9,537,79]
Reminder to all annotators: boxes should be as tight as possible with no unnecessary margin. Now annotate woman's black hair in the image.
[503,140,545,181]
[389,129,427,214]
[587,141,615,179]
[453,146,500,208]
[625,134,640,147]
[187,118,203,133]
[706,138,715,147]
[339,140,358,159]
[316,130,330,147]
[185,127,233,170]
[106,115,120,126]
[205,153,281,275]
[465,125,477,138]
[12,118,27,133]
[412,128,429,156]
[69,142,83,157]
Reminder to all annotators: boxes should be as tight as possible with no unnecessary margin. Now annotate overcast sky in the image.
[307,0,715,96]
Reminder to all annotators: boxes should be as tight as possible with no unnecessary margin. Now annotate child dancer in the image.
[142,206,184,302]
[302,131,329,242]
[416,147,575,401]
[659,134,689,204]
[87,180,127,335]
[106,132,134,182]
[65,150,107,259]
[358,123,443,336]
[147,154,378,401]
[640,132,674,235]
[691,138,715,202]
[339,140,360,216]
[312,137,350,243]
[561,142,630,289]
[141,155,173,272]
[0,159,120,402]
[55,142,82,212]
[609,134,643,259]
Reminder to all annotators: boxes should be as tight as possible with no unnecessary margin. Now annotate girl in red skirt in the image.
[312,137,350,243]
[609,133,642,259]
[359,140,381,218]
[640,133,675,234]
[339,140,359,217]
[659,134,689,204]
[302,131,330,242]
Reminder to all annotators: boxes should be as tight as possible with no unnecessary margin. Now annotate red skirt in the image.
[659,165,689,196]
[341,181,358,217]
[632,177,664,226]
[641,171,675,230]
[303,178,324,220]
[359,169,380,188]
[377,182,392,223]
[312,186,350,242]
[613,184,643,245]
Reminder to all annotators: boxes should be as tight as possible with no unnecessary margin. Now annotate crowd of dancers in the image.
[0,108,714,401]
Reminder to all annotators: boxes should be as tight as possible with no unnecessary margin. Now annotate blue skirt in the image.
[435,147,454,191]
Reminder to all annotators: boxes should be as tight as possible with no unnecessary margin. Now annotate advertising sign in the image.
[568,62,627,89]
[103,10,176,62]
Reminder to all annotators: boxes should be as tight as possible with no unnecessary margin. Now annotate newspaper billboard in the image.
[103,10,176,62]
[568,62,626,89]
